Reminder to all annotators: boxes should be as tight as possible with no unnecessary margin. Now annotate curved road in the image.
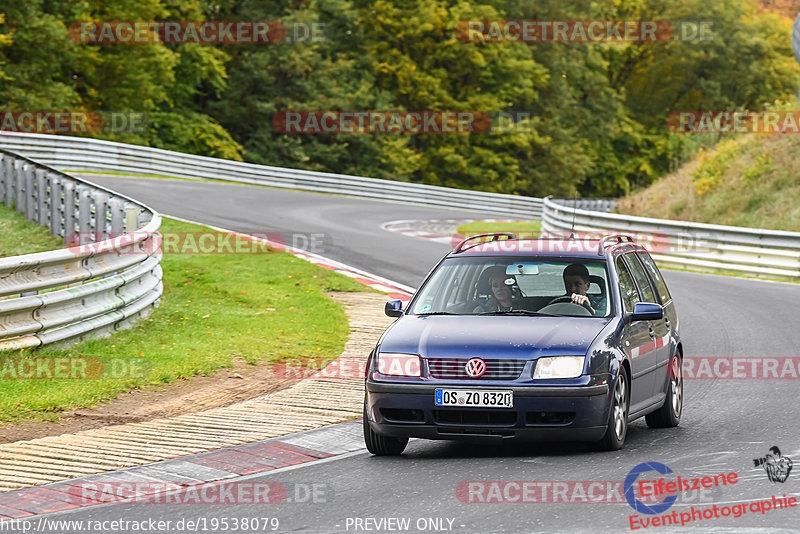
[46,175,800,532]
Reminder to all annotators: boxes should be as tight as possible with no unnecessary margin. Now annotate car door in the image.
[637,251,679,391]
[625,252,670,405]
[614,255,656,414]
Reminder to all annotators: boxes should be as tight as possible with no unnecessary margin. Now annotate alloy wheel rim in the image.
[671,358,683,417]
[613,376,627,440]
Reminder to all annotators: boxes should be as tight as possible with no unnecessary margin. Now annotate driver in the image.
[562,263,604,316]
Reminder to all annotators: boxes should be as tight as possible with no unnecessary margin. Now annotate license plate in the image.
[434,389,513,408]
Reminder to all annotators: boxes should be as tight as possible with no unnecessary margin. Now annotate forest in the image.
[0,0,796,197]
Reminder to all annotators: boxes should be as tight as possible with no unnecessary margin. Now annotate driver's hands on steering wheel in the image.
[570,293,595,314]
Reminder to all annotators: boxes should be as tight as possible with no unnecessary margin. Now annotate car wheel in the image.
[598,367,629,451]
[363,399,408,456]
[646,353,683,428]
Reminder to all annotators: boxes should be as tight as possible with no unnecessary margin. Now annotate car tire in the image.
[597,367,629,451]
[363,400,408,456]
[645,352,683,428]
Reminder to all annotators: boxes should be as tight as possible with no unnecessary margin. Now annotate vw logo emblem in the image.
[465,358,486,378]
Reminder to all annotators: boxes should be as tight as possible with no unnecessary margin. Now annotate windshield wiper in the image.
[479,310,557,317]
[415,311,457,316]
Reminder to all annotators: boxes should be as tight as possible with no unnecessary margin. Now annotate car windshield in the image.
[409,257,612,318]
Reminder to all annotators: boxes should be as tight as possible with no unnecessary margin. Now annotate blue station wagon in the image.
[363,234,683,454]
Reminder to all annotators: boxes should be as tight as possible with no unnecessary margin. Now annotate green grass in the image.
[67,169,234,184]
[0,203,63,257]
[652,262,800,284]
[0,217,369,423]
[68,170,356,198]
[456,220,541,240]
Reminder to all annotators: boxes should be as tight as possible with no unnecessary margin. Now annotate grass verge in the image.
[456,220,541,240]
[0,216,369,423]
[614,130,800,231]
[0,204,64,257]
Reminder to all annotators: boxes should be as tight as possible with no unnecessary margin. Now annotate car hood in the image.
[379,315,610,359]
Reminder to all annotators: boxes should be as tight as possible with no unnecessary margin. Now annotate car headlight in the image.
[533,356,584,379]
[376,353,421,377]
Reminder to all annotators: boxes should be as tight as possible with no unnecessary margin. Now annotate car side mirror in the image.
[629,302,663,322]
[385,299,404,317]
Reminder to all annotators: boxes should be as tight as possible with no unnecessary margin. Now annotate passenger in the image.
[474,267,516,313]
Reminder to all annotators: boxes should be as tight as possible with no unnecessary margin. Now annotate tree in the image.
[0,0,241,159]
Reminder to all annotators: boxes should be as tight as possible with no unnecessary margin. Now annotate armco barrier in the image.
[0,148,162,350]
[0,132,543,220]
[542,197,800,279]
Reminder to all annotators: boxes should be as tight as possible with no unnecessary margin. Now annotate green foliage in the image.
[742,154,775,184]
[0,13,10,82]
[0,0,241,159]
[692,139,744,195]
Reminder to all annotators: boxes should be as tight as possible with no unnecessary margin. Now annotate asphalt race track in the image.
[34,175,800,533]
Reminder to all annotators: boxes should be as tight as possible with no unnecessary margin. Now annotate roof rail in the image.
[453,232,516,254]
[598,234,635,254]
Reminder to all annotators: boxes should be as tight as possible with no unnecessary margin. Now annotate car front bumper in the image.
[365,380,610,442]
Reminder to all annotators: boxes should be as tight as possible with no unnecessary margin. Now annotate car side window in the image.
[625,253,657,304]
[615,256,640,312]
[638,251,672,305]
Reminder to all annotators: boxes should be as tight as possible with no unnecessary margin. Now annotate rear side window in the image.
[638,252,672,305]
[625,253,657,304]
[615,257,640,312]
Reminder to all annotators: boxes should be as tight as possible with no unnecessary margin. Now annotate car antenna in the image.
[569,191,577,240]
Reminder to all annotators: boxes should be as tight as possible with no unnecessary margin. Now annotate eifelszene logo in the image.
[753,446,793,483]
[625,462,677,515]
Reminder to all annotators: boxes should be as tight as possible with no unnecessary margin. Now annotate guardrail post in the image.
[49,175,62,238]
[109,197,125,233]
[3,157,13,208]
[125,206,139,231]
[62,180,76,242]
[0,154,5,202]
[24,163,36,222]
[37,168,50,228]
[77,185,92,237]
[14,160,25,212]
[93,190,109,238]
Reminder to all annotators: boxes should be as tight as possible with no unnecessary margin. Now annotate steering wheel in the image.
[546,295,594,313]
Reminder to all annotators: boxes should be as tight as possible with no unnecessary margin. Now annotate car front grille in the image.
[427,358,526,380]
[433,409,517,426]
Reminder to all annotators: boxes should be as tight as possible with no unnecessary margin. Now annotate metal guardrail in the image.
[0,132,543,220]
[4,130,797,288]
[542,197,800,279]
[0,148,163,350]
